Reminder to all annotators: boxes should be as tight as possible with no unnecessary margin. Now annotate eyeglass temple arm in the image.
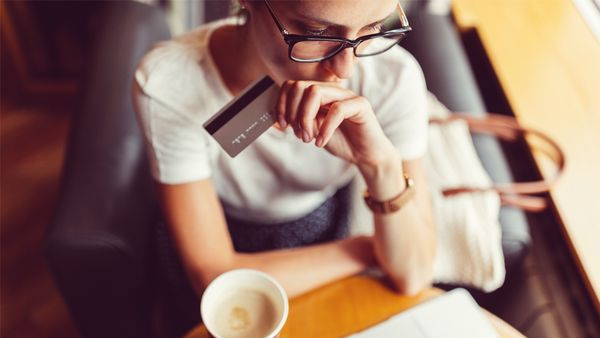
[263,0,289,35]
[397,3,410,28]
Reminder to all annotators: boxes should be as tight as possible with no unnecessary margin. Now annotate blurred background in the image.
[1,1,599,338]
[1,2,218,337]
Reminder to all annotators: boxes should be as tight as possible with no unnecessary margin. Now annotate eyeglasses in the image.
[263,0,412,63]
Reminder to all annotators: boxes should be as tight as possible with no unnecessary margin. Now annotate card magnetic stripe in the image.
[204,76,275,135]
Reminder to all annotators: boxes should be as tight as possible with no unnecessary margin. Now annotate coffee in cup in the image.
[201,269,288,338]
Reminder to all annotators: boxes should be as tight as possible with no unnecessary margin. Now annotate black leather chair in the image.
[44,2,531,337]
[44,2,169,338]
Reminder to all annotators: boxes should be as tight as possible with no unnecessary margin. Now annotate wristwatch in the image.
[363,173,415,214]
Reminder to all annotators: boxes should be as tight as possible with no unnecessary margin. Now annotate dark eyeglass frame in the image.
[263,0,412,63]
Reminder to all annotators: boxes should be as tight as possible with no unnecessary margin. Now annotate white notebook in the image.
[346,288,500,338]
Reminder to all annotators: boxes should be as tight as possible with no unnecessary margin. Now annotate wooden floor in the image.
[1,98,80,338]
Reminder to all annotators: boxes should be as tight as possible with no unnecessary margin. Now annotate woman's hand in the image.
[274,81,436,293]
[275,80,398,171]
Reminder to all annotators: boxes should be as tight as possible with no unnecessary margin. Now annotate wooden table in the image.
[452,0,600,313]
[184,275,525,338]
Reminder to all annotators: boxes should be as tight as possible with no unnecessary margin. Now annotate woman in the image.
[132,0,436,331]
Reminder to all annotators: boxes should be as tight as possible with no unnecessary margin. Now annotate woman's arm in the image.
[359,154,436,295]
[275,80,437,295]
[157,179,375,298]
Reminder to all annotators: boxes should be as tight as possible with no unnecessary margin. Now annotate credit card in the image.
[203,75,279,158]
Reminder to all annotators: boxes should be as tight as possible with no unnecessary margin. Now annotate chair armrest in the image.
[44,2,170,337]
[402,11,531,272]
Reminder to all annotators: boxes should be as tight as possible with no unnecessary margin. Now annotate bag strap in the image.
[429,113,565,212]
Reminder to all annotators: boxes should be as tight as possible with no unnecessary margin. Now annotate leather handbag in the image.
[425,93,564,291]
[349,93,564,292]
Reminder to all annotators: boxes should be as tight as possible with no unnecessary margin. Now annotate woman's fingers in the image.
[276,80,356,143]
[316,96,367,147]
[276,81,291,129]
[297,84,322,141]
[286,81,307,139]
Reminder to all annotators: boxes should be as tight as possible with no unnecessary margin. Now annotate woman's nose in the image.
[322,48,356,80]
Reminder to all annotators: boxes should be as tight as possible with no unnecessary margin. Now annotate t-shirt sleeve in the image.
[359,46,429,160]
[131,42,213,184]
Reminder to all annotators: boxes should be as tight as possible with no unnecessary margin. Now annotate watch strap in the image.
[363,174,415,214]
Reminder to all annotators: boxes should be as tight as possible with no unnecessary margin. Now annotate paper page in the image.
[346,289,500,338]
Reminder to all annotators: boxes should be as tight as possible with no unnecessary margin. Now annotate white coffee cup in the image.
[201,269,289,338]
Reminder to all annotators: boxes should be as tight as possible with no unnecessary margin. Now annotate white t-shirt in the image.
[132,18,428,223]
